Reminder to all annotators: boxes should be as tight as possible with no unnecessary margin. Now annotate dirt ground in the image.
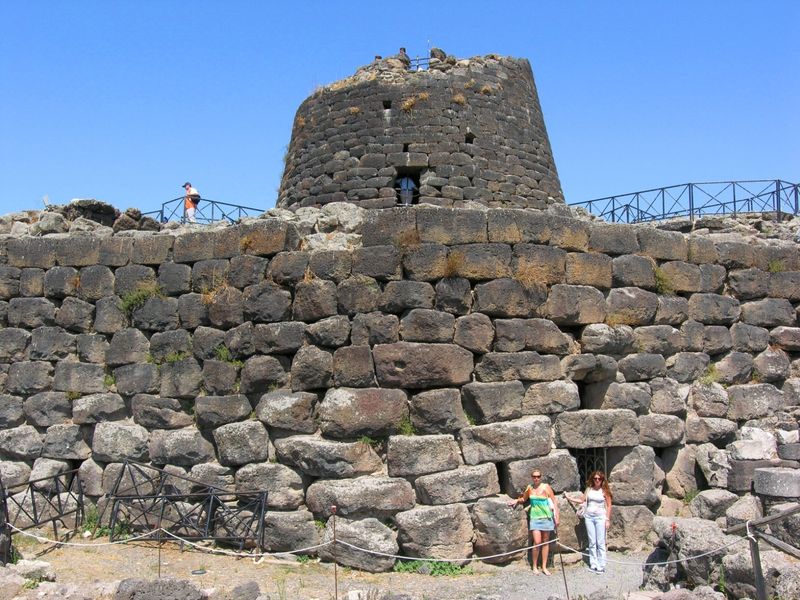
[13,530,654,600]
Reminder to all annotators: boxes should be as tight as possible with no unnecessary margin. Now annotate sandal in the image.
[542,569,552,576]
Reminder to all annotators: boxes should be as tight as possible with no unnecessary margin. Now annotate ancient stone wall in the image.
[278,55,564,211]
[1,205,799,571]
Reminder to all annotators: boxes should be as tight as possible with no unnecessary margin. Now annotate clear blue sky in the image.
[1,1,797,216]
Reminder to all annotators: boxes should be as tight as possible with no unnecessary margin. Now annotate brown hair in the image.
[587,470,613,502]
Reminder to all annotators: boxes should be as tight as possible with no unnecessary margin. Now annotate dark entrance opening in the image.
[465,131,476,144]
[394,168,421,206]
[383,100,392,109]
[570,448,608,490]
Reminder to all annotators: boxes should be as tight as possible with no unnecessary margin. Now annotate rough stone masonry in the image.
[0,52,799,587]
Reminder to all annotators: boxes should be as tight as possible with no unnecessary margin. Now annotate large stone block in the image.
[72,393,127,424]
[580,324,635,355]
[409,388,470,434]
[306,476,415,519]
[0,425,43,460]
[689,489,738,520]
[317,387,408,438]
[474,277,544,318]
[387,434,463,477]
[396,503,474,560]
[565,252,612,288]
[740,298,796,327]
[8,297,56,328]
[461,381,523,423]
[149,428,215,466]
[416,208,487,245]
[494,318,572,354]
[235,462,305,509]
[415,464,500,505]
[453,313,494,354]
[685,415,737,445]
[92,422,149,463]
[6,361,53,395]
[607,505,655,552]
[608,445,662,507]
[0,394,24,428]
[262,509,321,555]
[381,280,435,313]
[0,328,30,362]
[472,496,529,564]
[554,409,639,448]
[337,275,382,316]
[399,308,454,343]
[583,381,651,414]
[53,362,105,394]
[460,416,550,465]
[688,293,741,325]
[754,467,800,498]
[727,383,783,421]
[639,414,685,447]
[373,342,473,388]
[195,395,251,429]
[605,287,659,326]
[292,279,338,322]
[352,245,401,280]
[317,517,398,573]
[242,282,292,323]
[434,276,472,314]
[544,284,606,325]
[502,449,580,497]
[588,223,639,255]
[213,421,270,466]
[42,424,91,460]
[274,435,382,478]
[255,390,316,433]
[475,351,561,382]
[612,254,656,289]
[23,392,71,427]
[131,395,194,429]
[240,355,289,394]
[618,353,666,381]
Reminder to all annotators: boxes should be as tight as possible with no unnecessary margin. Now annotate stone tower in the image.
[278,52,564,210]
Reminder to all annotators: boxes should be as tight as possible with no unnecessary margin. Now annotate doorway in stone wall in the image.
[394,167,421,206]
[570,448,608,489]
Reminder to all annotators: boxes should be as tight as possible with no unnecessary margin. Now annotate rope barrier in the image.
[336,538,555,563]
[7,523,158,547]
[555,537,747,567]
[156,529,333,558]
[7,522,750,569]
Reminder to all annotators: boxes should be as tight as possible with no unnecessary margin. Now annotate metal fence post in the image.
[0,477,10,566]
[688,184,694,221]
[331,505,339,600]
[775,179,782,220]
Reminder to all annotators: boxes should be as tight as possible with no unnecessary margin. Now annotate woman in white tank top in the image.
[567,470,612,573]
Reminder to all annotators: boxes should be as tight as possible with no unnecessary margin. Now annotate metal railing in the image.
[1,469,84,540]
[105,460,267,550]
[570,179,799,223]
[409,56,431,71]
[143,197,265,225]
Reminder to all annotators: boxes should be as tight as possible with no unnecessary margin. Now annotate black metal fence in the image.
[105,461,267,550]
[1,469,84,540]
[143,197,265,225]
[570,179,799,223]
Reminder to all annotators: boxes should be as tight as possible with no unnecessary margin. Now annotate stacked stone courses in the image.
[1,205,800,571]
[278,55,564,210]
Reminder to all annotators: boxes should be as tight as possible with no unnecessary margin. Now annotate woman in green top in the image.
[508,469,560,575]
